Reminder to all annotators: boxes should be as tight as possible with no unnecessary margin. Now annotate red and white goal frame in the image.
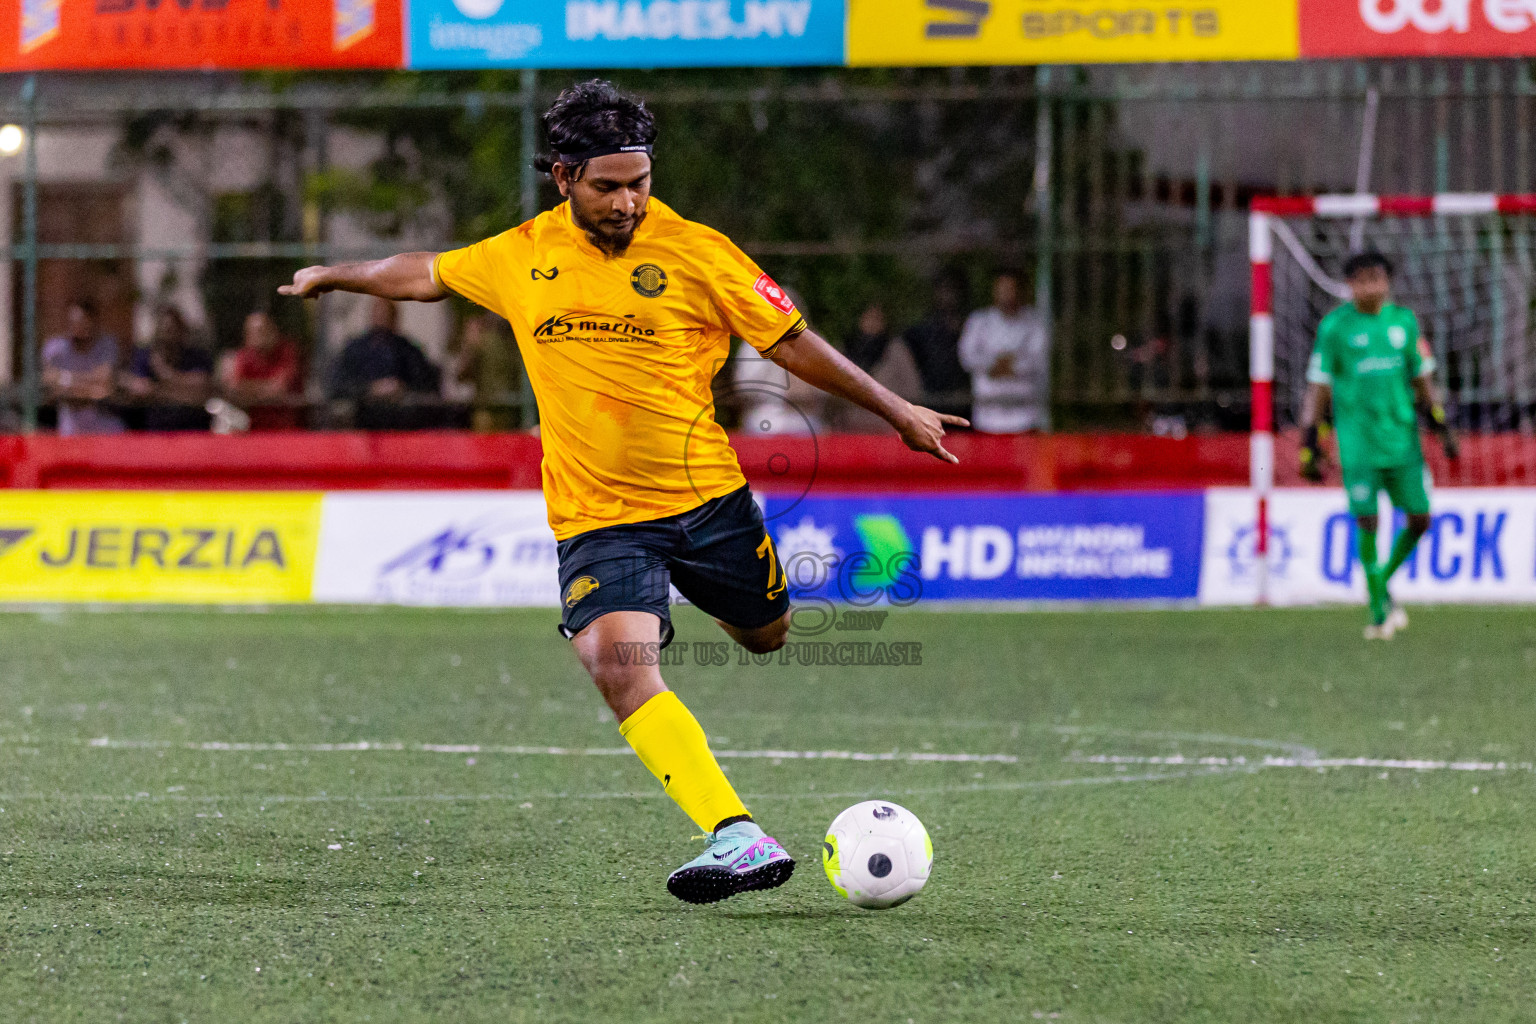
[1248,193,1536,602]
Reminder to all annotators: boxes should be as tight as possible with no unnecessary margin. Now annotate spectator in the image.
[845,302,893,372]
[219,310,304,430]
[732,339,824,436]
[43,299,123,436]
[902,273,972,422]
[330,297,442,429]
[449,313,521,432]
[959,269,1051,434]
[122,306,212,431]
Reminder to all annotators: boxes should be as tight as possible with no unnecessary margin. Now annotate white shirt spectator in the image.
[959,304,1050,434]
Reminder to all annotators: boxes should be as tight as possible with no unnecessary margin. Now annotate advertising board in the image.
[407,0,845,68]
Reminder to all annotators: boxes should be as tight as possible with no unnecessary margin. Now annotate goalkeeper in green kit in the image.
[1298,251,1459,638]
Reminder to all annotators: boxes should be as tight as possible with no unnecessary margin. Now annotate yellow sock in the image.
[619,690,749,833]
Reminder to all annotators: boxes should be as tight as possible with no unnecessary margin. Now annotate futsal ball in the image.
[822,800,932,909]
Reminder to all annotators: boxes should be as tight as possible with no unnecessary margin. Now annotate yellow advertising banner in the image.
[0,492,323,603]
[848,0,1300,65]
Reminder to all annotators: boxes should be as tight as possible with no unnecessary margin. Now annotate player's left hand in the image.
[895,404,969,464]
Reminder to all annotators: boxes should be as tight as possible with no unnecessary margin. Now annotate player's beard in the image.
[573,203,646,258]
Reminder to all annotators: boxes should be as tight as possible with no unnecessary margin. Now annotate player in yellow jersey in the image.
[280,80,966,904]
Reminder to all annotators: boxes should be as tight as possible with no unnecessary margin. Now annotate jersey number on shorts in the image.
[757,533,786,600]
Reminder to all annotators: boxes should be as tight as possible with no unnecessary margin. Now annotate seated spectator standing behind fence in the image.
[903,272,972,423]
[122,306,212,431]
[959,269,1051,434]
[449,312,519,432]
[219,310,304,430]
[42,299,123,436]
[330,297,443,429]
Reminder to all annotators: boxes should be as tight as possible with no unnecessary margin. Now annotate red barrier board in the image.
[0,0,401,70]
[1301,0,1536,57]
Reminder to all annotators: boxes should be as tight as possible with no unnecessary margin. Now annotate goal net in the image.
[1255,195,1536,490]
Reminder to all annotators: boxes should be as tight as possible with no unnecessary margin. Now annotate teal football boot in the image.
[666,821,794,905]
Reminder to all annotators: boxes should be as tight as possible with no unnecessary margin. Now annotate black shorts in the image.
[556,485,789,648]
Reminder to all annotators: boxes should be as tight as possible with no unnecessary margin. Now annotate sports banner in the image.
[0,491,323,603]
[1199,487,1536,605]
[1299,0,1536,58]
[0,0,402,70]
[312,492,559,606]
[846,0,1299,66]
[407,0,845,68]
[763,492,1207,603]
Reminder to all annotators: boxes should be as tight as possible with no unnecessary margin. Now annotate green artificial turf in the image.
[2,604,1536,1022]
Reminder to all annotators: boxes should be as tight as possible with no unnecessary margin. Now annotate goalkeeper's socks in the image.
[1356,529,1387,625]
[1382,528,1422,584]
[619,690,749,833]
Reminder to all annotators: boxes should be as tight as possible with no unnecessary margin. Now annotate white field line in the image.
[0,768,1229,806]
[66,736,1021,764]
[1071,753,1536,772]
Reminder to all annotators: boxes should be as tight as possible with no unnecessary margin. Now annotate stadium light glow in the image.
[0,124,24,156]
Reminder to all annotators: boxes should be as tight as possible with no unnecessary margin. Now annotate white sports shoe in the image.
[1386,605,1409,634]
[1364,621,1396,641]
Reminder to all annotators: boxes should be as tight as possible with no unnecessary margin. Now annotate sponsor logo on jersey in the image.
[563,575,600,607]
[753,273,796,314]
[531,267,559,281]
[1356,354,1405,374]
[630,263,668,298]
[1350,332,1370,348]
[532,311,657,343]
[1389,325,1408,348]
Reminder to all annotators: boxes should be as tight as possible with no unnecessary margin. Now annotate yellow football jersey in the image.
[433,198,806,540]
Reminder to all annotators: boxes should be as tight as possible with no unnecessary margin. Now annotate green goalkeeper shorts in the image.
[1342,459,1431,519]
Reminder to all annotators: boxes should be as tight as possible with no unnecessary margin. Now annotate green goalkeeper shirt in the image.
[1306,302,1435,470]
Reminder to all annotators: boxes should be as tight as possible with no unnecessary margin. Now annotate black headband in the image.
[554,143,653,166]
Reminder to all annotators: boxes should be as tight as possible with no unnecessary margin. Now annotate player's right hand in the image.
[277,266,335,299]
[896,403,969,464]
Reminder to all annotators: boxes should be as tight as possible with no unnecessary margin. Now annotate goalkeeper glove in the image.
[1299,422,1325,482]
[1422,402,1460,461]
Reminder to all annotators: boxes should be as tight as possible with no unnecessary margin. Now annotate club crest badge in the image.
[630,264,668,298]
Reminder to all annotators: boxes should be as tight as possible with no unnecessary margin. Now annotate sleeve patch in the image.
[753,273,796,315]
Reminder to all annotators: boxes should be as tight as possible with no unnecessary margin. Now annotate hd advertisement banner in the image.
[1,0,402,70]
[1200,487,1536,606]
[762,491,1207,603]
[408,0,845,68]
[846,0,1300,66]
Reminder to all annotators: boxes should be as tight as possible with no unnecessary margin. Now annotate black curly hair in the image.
[1343,249,1394,280]
[533,79,657,178]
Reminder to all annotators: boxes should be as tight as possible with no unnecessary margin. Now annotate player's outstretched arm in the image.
[768,327,969,464]
[277,252,447,302]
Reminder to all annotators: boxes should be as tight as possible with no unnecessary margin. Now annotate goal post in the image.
[1249,193,1536,604]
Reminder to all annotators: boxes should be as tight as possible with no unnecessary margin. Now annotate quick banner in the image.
[0,491,323,603]
[846,0,1299,66]
[0,0,402,70]
[1200,487,1536,605]
[408,0,845,68]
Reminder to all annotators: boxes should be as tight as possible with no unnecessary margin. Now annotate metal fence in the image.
[1,60,1532,434]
